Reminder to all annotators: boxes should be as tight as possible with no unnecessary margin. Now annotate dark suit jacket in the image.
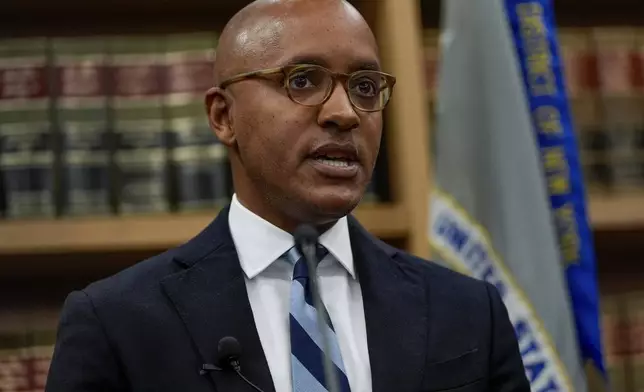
[46,206,530,392]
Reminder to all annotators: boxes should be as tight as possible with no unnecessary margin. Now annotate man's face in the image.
[219,3,384,225]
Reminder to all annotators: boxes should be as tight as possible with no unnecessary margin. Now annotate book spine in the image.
[109,36,169,215]
[164,32,230,212]
[0,138,5,218]
[0,302,58,392]
[600,293,629,391]
[627,292,644,391]
[594,27,642,192]
[0,331,56,391]
[54,37,111,217]
[636,30,644,192]
[558,28,604,192]
[0,38,55,219]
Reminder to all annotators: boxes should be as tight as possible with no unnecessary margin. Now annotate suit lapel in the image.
[349,216,429,392]
[160,207,275,392]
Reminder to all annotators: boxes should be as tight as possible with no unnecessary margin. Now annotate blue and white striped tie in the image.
[285,245,351,392]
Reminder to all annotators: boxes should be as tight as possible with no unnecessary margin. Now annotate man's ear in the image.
[205,87,235,147]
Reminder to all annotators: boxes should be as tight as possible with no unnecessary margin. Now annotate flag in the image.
[428,0,606,391]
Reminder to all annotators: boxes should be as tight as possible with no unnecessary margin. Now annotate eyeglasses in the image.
[218,64,396,112]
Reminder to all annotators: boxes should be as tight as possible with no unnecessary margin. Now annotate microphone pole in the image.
[294,224,340,392]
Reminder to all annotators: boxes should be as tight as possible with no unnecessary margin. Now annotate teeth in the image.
[316,158,350,167]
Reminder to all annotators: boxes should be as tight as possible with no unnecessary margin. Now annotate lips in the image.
[307,142,360,178]
[310,143,358,162]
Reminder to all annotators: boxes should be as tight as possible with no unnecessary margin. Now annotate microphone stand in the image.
[300,238,340,392]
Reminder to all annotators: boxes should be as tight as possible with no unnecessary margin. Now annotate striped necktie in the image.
[285,245,352,392]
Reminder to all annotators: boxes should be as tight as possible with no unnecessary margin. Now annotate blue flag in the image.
[429,0,606,390]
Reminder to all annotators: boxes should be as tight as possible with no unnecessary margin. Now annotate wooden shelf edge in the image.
[0,203,408,255]
[353,203,408,238]
[589,193,644,231]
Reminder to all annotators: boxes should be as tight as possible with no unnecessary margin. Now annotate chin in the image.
[306,186,363,220]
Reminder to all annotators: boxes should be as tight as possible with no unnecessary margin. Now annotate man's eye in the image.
[289,73,315,89]
[352,78,378,97]
[288,68,328,90]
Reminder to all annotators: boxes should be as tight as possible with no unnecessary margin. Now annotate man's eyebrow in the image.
[349,60,381,72]
[282,55,381,72]
[283,55,329,67]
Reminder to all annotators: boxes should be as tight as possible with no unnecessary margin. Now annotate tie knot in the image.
[287,244,329,281]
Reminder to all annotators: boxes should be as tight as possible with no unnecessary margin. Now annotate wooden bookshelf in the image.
[0,203,408,255]
[588,193,644,231]
[2,191,639,257]
[0,0,430,261]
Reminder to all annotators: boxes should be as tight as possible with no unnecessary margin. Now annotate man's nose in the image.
[317,82,360,131]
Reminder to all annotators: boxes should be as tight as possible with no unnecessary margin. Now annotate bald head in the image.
[213,0,377,85]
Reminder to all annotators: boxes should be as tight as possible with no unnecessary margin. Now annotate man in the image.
[46,0,531,391]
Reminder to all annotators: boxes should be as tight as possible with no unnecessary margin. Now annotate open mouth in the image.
[308,143,360,178]
[310,143,359,164]
[313,155,356,168]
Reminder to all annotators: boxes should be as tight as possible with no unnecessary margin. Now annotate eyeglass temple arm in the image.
[218,67,286,89]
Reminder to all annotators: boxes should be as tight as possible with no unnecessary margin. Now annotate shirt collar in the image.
[228,194,355,279]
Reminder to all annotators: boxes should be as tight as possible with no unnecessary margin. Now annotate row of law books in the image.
[0,32,384,220]
[0,32,228,220]
[0,331,54,392]
[601,291,644,392]
[0,305,58,392]
[422,27,644,194]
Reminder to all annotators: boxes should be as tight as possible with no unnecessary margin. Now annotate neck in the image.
[230,156,343,234]
[235,193,337,235]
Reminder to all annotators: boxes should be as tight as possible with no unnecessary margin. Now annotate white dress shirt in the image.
[228,194,372,392]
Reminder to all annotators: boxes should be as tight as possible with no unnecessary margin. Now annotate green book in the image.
[54,36,111,217]
[0,38,55,219]
[163,32,231,212]
[109,35,169,215]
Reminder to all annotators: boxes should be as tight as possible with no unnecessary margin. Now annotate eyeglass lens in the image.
[286,66,390,111]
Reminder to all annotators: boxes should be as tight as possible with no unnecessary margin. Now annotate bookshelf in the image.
[589,193,644,230]
[0,0,431,260]
[2,194,641,255]
[0,0,642,259]
[0,203,408,255]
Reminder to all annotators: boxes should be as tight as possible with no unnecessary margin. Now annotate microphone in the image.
[200,336,264,392]
[293,224,340,392]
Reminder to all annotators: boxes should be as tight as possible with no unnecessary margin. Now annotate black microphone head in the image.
[294,224,319,255]
[217,336,242,367]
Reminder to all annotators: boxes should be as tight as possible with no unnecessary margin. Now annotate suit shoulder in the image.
[368,233,481,287]
[79,211,230,307]
[82,248,180,302]
[393,248,490,301]
[412,252,480,284]
[358,228,489,297]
